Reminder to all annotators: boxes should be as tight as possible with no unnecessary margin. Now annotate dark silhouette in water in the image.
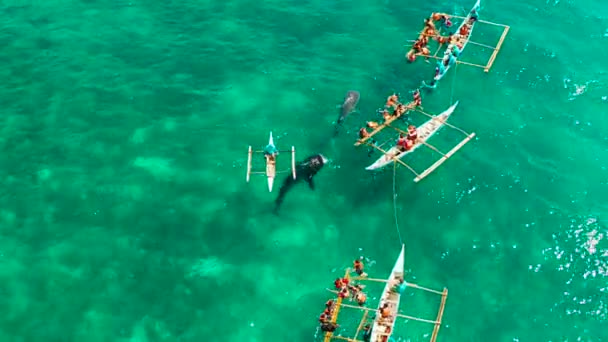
[334,90,360,136]
[274,154,328,212]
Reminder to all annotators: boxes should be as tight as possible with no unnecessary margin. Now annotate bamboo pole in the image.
[246,146,252,182]
[449,15,508,27]
[353,311,369,340]
[354,102,416,146]
[414,133,476,183]
[430,288,449,342]
[354,277,445,295]
[339,303,439,324]
[466,40,497,50]
[332,336,362,342]
[484,25,510,72]
[323,269,351,342]
[413,54,487,69]
[415,110,471,136]
[406,283,445,295]
[370,144,420,177]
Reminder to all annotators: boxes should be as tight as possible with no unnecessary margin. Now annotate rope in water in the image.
[392,161,404,246]
[450,59,458,105]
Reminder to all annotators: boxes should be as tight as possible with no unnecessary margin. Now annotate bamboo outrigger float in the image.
[405,0,510,88]
[246,131,296,192]
[319,245,448,342]
[355,92,475,183]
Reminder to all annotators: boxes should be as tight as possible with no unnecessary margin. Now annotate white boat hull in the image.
[266,132,276,192]
[365,101,459,170]
[434,0,481,82]
[369,245,406,342]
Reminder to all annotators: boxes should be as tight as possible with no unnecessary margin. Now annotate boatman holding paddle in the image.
[263,143,278,161]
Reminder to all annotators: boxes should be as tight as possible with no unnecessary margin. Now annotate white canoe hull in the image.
[434,0,481,82]
[365,101,459,170]
[266,131,276,192]
[369,245,406,342]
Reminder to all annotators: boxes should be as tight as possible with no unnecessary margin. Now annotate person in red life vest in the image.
[413,89,422,107]
[386,93,399,108]
[407,125,418,142]
[325,299,334,311]
[353,259,365,276]
[460,23,470,36]
[319,312,328,323]
[359,127,369,140]
[341,277,350,287]
[397,134,414,152]
[338,286,350,298]
[334,278,344,290]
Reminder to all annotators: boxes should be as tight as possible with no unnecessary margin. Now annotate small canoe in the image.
[434,0,481,82]
[365,101,459,171]
[369,244,406,342]
[266,132,277,192]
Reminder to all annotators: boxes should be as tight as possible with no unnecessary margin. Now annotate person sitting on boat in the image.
[338,286,350,299]
[379,303,392,319]
[319,312,329,323]
[459,24,470,36]
[418,45,431,60]
[397,134,410,152]
[432,12,452,26]
[386,93,399,108]
[263,143,279,160]
[413,89,422,106]
[382,110,392,122]
[406,125,418,142]
[355,291,367,306]
[393,104,403,117]
[353,259,367,277]
[325,299,334,311]
[423,18,436,36]
[436,33,453,44]
[362,324,372,342]
[367,121,379,130]
[334,278,344,290]
[320,322,338,332]
[447,52,457,66]
[391,277,408,294]
[470,7,479,21]
[451,44,462,57]
[359,127,370,140]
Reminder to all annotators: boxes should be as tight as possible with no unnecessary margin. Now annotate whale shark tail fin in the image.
[274,174,296,212]
[306,176,315,190]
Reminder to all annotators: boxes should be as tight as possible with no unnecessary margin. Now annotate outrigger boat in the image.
[405,0,510,88]
[369,244,406,341]
[319,245,448,342]
[366,101,459,171]
[355,96,475,183]
[246,131,296,192]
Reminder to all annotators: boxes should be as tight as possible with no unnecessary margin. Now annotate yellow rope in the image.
[392,161,403,246]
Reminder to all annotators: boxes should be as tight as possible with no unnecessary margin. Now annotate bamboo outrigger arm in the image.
[412,15,510,73]
[354,101,418,146]
[414,132,475,183]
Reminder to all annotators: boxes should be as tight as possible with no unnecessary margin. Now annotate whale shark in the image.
[334,90,360,136]
[274,154,328,213]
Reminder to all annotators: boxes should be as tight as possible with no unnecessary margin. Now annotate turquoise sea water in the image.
[1,0,607,341]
